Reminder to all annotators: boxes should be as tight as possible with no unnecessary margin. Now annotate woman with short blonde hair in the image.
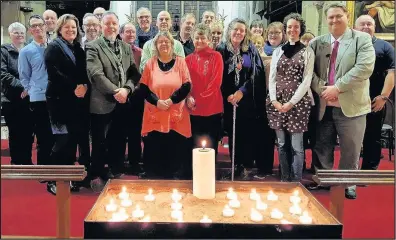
[210,20,223,49]
[139,30,192,179]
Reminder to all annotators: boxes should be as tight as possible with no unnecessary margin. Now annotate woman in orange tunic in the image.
[139,31,192,179]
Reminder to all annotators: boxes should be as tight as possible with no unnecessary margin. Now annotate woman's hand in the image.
[157,100,170,110]
[228,90,243,106]
[280,102,294,113]
[75,84,87,98]
[272,101,283,111]
[187,96,196,110]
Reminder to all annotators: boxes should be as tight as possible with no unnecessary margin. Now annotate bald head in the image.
[354,15,375,37]
[43,10,57,32]
[157,11,172,31]
[93,7,106,21]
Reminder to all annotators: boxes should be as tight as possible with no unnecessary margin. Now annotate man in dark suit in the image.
[86,11,141,192]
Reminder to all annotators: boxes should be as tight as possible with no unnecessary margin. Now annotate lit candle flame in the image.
[173,189,178,194]
[202,140,207,148]
[122,186,126,192]
[228,187,233,192]
[136,204,140,210]
[293,190,299,196]
[252,188,256,193]
[110,198,114,204]
[148,188,153,195]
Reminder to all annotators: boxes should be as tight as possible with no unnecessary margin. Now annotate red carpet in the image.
[1,139,394,238]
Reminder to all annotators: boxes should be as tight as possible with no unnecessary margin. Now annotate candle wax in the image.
[222,205,235,217]
[132,205,144,218]
[270,209,283,219]
[250,189,260,201]
[227,188,237,200]
[299,211,313,224]
[171,201,183,210]
[171,210,183,220]
[250,208,263,222]
[229,198,241,208]
[200,215,212,223]
[144,189,155,201]
[256,200,268,210]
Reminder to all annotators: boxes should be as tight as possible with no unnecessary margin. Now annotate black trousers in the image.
[143,130,190,179]
[126,94,144,165]
[361,108,386,170]
[190,113,222,156]
[2,101,34,165]
[90,103,130,178]
[223,104,275,172]
[30,101,54,165]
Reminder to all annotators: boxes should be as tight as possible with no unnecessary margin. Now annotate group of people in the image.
[1,3,394,200]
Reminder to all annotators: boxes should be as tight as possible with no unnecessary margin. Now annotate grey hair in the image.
[83,13,95,20]
[181,13,196,24]
[137,7,151,17]
[324,3,348,16]
[101,11,119,23]
[202,10,215,18]
[355,14,376,27]
[8,22,26,33]
[152,31,176,58]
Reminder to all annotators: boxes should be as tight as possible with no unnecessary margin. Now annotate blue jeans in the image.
[275,130,304,181]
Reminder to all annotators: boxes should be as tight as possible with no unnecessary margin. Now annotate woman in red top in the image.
[185,23,223,163]
[139,31,192,179]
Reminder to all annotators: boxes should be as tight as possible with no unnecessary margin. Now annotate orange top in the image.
[140,56,192,138]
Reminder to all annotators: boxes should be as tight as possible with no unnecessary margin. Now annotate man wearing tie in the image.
[308,3,375,199]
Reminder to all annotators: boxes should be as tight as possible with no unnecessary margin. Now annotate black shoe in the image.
[305,183,331,191]
[47,182,57,195]
[345,188,357,199]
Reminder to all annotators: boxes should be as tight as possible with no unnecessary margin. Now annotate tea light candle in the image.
[132,204,144,219]
[299,211,313,224]
[171,200,183,210]
[171,189,182,202]
[228,198,241,208]
[200,215,212,223]
[250,188,260,201]
[289,202,302,215]
[250,208,263,222]
[267,190,278,201]
[139,215,151,222]
[118,186,129,200]
[171,210,183,220]
[111,208,128,221]
[255,199,268,210]
[280,219,293,224]
[144,188,155,202]
[222,204,235,217]
[121,198,133,208]
[289,190,301,204]
[227,188,237,200]
[105,198,117,212]
[270,208,283,219]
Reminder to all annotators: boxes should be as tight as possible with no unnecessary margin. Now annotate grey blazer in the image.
[309,28,375,120]
[86,37,141,114]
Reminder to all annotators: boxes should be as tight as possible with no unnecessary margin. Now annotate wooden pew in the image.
[1,165,87,239]
[312,170,395,223]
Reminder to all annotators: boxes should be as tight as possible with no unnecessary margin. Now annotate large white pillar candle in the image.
[193,140,216,199]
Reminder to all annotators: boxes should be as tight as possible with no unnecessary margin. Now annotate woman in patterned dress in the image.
[266,13,315,182]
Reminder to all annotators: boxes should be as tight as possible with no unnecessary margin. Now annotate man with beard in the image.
[86,11,141,191]
[175,13,196,56]
[82,13,101,49]
[139,11,185,72]
[135,7,158,49]
[354,15,394,170]
[202,10,216,26]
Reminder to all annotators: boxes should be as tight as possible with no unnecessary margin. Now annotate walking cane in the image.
[231,104,236,181]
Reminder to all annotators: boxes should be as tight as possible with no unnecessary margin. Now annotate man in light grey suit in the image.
[86,11,141,192]
[308,3,375,199]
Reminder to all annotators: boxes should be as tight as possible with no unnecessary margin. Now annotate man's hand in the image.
[280,102,293,113]
[321,86,340,101]
[372,95,386,112]
[157,100,169,110]
[113,88,130,103]
[21,90,28,99]
[187,96,196,110]
[75,84,87,98]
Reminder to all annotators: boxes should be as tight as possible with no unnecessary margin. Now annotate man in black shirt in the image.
[175,13,196,56]
[355,15,395,170]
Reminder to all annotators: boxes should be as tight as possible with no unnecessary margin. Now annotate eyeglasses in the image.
[84,23,99,28]
[268,31,282,36]
[11,31,25,36]
[138,15,150,20]
[30,23,45,29]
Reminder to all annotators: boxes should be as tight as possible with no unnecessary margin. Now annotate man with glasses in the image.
[135,7,158,49]
[82,13,101,49]
[93,7,106,21]
[27,9,58,44]
[139,11,185,72]
[18,15,55,194]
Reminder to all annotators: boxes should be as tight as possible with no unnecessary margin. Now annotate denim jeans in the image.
[275,130,304,181]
